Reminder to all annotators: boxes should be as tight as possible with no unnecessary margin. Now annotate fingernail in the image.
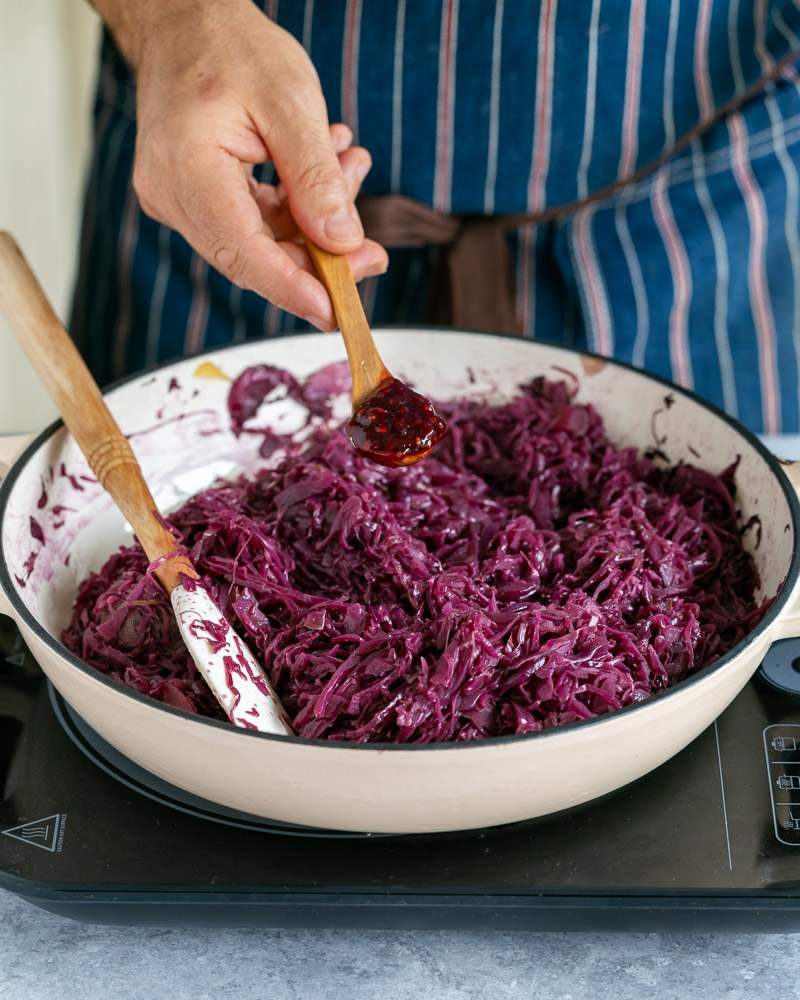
[371,252,389,275]
[324,204,363,244]
[307,314,333,331]
[354,157,371,185]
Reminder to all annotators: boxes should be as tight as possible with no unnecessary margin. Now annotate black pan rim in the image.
[1,326,797,754]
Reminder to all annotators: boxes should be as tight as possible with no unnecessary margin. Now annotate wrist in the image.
[95,0,245,70]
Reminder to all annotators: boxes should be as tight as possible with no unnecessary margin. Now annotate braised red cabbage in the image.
[62,368,770,742]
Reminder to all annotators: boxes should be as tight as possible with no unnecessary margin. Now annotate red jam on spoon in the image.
[346,377,448,468]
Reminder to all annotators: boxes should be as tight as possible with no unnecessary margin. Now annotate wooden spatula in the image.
[0,232,292,736]
[306,241,447,466]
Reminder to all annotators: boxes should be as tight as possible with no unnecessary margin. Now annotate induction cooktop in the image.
[3,614,800,931]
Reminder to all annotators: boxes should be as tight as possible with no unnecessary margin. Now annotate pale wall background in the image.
[0,0,100,433]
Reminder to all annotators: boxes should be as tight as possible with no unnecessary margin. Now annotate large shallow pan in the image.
[1,330,799,833]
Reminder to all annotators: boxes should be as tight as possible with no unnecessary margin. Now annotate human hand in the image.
[123,0,387,330]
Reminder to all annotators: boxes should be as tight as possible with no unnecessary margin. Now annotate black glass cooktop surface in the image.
[3,615,800,930]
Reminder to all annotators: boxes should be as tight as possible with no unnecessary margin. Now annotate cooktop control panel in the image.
[765,726,800,846]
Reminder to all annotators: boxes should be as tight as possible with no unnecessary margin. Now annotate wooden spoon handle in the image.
[0,233,194,592]
[305,240,389,407]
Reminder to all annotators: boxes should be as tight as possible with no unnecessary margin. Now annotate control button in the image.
[758,638,800,697]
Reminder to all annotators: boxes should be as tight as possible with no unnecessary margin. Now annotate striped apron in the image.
[71,1,800,435]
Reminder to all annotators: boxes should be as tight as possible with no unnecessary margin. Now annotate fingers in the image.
[329,123,353,154]
[350,238,389,279]
[266,101,364,253]
[339,145,372,199]
[129,0,378,334]
[171,147,336,327]
[256,142,373,243]
[245,121,352,171]
[280,238,388,283]
[133,103,381,333]
[278,239,388,332]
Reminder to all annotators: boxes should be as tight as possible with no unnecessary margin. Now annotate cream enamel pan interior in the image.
[2,329,800,834]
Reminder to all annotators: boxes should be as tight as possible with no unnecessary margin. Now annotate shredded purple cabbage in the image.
[62,366,771,742]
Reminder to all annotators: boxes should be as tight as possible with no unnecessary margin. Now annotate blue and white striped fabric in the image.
[71,0,800,434]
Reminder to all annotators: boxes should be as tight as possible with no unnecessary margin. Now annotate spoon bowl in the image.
[306,241,447,466]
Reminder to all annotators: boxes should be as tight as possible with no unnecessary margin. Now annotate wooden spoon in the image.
[0,233,292,736]
[306,242,447,467]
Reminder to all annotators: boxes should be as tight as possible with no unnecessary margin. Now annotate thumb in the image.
[269,105,364,253]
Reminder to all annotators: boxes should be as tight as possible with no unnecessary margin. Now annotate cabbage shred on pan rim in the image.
[62,363,772,743]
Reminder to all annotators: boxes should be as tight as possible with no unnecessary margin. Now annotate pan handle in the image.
[774,459,800,639]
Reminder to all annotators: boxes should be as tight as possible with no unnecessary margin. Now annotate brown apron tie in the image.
[358,195,527,335]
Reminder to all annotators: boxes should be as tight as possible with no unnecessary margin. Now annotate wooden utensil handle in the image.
[305,241,389,406]
[0,233,194,592]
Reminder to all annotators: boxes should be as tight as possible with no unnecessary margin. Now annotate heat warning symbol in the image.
[1,814,65,853]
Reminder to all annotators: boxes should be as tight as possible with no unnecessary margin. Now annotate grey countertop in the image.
[0,888,795,1000]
